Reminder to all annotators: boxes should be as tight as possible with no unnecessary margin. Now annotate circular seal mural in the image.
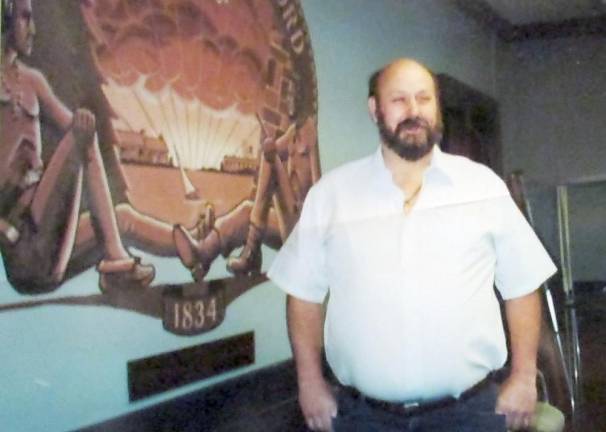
[85,0,320,280]
[0,0,318,334]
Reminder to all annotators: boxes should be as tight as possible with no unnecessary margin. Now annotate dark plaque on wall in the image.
[128,332,255,401]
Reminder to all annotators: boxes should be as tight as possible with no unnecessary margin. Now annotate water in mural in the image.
[0,0,319,335]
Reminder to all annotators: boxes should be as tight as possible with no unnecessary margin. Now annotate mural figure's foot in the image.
[226,223,263,275]
[97,257,155,292]
[0,218,20,245]
[192,202,215,240]
[173,224,211,282]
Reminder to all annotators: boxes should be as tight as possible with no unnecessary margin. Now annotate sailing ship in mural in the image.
[0,0,318,334]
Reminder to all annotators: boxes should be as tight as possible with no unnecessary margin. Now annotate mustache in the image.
[395,117,430,133]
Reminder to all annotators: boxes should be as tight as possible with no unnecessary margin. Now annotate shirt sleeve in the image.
[492,193,558,300]
[267,184,329,303]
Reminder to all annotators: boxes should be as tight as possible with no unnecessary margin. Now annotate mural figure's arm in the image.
[31,67,73,131]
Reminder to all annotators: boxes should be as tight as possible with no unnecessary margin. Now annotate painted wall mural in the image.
[0,0,319,335]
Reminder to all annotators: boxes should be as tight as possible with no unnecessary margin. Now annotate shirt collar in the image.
[371,144,455,187]
[425,145,455,185]
[370,146,393,186]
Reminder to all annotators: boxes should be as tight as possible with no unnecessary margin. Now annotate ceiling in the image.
[482,0,606,25]
[455,0,606,41]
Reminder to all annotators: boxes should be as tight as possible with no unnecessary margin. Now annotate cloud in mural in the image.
[81,0,277,169]
[91,0,274,111]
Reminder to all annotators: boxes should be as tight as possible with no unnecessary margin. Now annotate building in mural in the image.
[221,155,258,175]
[114,130,172,167]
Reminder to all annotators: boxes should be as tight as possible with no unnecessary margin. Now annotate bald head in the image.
[367,58,443,161]
[368,58,439,101]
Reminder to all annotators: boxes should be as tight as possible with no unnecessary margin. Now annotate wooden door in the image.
[437,74,502,175]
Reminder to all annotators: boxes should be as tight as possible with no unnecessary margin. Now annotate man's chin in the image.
[398,128,429,142]
[388,142,433,161]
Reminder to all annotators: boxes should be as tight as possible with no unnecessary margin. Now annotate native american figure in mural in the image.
[0,0,166,294]
[0,0,319,294]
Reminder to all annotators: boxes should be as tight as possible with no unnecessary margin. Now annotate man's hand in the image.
[299,376,338,432]
[499,290,542,430]
[286,296,335,430]
[496,372,537,430]
[72,108,96,144]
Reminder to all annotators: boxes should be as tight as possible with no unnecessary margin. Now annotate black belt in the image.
[341,373,494,417]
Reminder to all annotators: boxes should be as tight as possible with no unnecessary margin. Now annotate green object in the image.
[531,402,565,432]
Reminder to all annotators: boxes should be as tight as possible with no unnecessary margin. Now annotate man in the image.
[268,58,556,431]
[0,0,155,293]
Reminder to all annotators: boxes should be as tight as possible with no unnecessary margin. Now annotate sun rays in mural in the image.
[83,1,276,162]
[78,0,280,208]
[102,76,262,171]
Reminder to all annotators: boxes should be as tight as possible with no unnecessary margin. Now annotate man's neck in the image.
[381,144,432,193]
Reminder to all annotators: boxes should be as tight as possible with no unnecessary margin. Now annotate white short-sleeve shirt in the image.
[268,145,557,402]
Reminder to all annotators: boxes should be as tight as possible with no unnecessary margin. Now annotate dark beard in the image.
[377,110,442,161]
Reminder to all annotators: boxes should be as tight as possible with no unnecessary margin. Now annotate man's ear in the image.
[368,96,378,123]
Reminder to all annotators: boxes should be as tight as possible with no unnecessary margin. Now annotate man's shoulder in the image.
[312,153,375,192]
[444,153,504,186]
[301,152,376,217]
[439,152,508,196]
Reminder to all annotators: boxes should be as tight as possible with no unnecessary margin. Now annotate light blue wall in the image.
[0,253,292,431]
[0,1,497,430]
[305,0,497,170]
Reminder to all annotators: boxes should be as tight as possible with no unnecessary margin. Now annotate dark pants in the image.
[332,383,507,432]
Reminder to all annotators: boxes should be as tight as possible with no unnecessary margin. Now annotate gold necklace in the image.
[404,183,422,208]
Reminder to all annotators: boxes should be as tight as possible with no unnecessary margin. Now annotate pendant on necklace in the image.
[403,184,422,210]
